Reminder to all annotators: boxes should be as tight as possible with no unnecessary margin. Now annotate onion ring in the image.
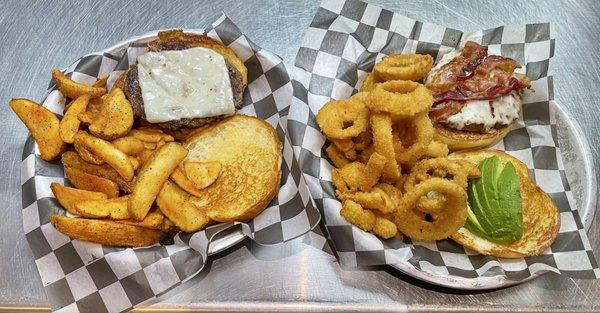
[371,113,401,182]
[325,144,351,168]
[394,178,468,241]
[373,217,398,239]
[339,186,395,214]
[332,169,349,194]
[331,138,357,160]
[362,152,387,190]
[403,157,472,192]
[360,72,381,92]
[350,91,370,104]
[316,99,369,139]
[338,162,367,191]
[358,144,375,164]
[367,80,433,118]
[373,54,433,81]
[423,140,449,158]
[393,112,434,164]
[340,200,376,231]
[354,129,372,151]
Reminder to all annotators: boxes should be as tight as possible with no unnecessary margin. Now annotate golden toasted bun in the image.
[184,115,282,222]
[448,149,560,258]
[434,120,516,151]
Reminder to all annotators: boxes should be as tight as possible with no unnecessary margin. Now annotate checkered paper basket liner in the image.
[288,0,600,285]
[20,14,320,313]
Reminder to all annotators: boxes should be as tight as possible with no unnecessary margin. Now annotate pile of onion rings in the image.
[317,53,478,241]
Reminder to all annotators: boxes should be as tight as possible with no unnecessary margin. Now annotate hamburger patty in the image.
[124,40,245,130]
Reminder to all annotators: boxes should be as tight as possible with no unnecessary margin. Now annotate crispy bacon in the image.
[428,100,465,124]
[428,42,530,104]
[426,41,488,93]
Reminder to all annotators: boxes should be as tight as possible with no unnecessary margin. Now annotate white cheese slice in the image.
[445,92,522,132]
[137,47,234,123]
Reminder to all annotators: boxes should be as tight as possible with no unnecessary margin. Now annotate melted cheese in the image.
[137,47,234,123]
[424,49,460,85]
[445,92,521,132]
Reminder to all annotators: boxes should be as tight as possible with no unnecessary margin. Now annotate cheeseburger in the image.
[117,29,248,131]
[425,41,530,150]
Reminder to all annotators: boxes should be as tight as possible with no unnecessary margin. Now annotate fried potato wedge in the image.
[62,151,133,193]
[89,88,134,140]
[51,215,163,247]
[130,129,174,143]
[52,69,106,99]
[136,149,154,166]
[75,196,130,219]
[170,167,202,197]
[74,140,105,165]
[160,218,175,233]
[116,208,165,230]
[129,142,188,220]
[74,131,134,181]
[78,95,105,124]
[156,181,210,232]
[59,94,90,143]
[184,161,221,190]
[50,183,108,215]
[93,75,108,88]
[65,167,119,198]
[111,136,145,155]
[10,98,66,161]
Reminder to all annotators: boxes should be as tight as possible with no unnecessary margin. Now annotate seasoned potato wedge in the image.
[184,161,221,190]
[50,183,108,215]
[116,208,165,230]
[62,151,133,193]
[170,167,202,197]
[59,95,90,143]
[65,167,119,198]
[92,75,108,88]
[75,196,130,219]
[111,136,145,155]
[74,131,134,181]
[156,181,210,232]
[51,215,163,247]
[10,98,66,161]
[130,129,174,143]
[89,88,134,140]
[74,140,105,165]
[52,69,106,99]
[128,143,188,220]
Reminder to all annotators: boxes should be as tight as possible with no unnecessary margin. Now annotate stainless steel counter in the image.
[1,0,599,311]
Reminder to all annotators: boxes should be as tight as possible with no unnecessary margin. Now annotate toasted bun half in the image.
[433,120,516,151]
[448,149,560,258]
[183,115,282,222]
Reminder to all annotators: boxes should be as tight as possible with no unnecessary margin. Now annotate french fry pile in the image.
[10,70,221,247]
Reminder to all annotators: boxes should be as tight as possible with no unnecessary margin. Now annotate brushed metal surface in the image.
[1,0,599,311]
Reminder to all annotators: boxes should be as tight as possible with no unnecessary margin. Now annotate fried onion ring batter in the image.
[316,99,369,139]
[394,178,468,241]
[374,54,434,82]
[367,80,433,118]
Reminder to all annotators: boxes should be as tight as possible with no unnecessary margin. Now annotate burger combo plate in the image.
[9,1,599,310]
[290,0,598,290]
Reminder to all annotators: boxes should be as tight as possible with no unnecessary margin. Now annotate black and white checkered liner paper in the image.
[21,15,320,312]
[288,0,599,285]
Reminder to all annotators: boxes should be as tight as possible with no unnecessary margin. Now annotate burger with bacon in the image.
[425,41,531,150]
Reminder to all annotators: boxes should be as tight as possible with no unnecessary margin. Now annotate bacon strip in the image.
[428,100,465,124]
[426,41,487,93]
[428,42,530,104]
